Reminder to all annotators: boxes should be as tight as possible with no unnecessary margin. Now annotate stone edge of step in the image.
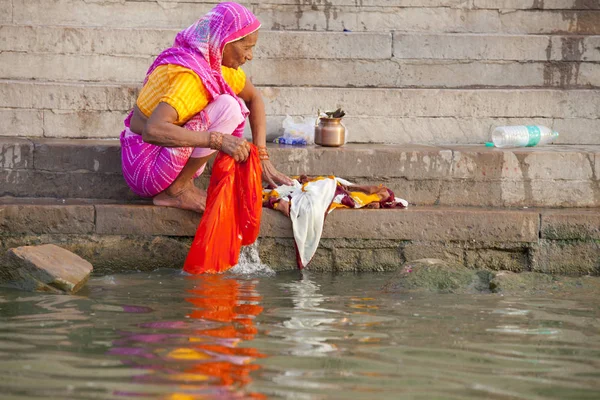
[0,200,599,242]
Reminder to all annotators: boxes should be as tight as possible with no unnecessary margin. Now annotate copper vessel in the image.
[314,117,346,147]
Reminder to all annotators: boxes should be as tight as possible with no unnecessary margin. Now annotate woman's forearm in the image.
[137,103,211,148]
[143,121,211,148]
[241,84,293,186]
[247,90,267,147]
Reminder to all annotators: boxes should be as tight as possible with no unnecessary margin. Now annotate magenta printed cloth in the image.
[120,2,261,197]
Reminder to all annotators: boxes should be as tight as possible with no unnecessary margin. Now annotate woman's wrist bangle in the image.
[209,132,223,151]
[257,145,269,161]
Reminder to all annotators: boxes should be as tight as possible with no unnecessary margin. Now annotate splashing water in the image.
[177,242,275,276]
[229,242,276,276]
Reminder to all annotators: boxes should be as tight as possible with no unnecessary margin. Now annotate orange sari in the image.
[184,146,263,274]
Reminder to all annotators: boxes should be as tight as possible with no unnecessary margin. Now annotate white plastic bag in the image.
[274,115,316,145]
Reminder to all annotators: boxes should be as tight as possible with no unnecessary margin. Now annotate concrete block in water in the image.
[2,244,93,294]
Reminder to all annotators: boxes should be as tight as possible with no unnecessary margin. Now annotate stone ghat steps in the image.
[5,48,599,88]
[2,26,599,88]
[1,138,599,208]
[4,26,600,62]
[0,199,598,275]
[4,0,600,33]
[2,80,598,144]
[10,57,596,90]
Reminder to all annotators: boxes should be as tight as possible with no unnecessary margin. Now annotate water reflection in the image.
[109,274,265,399]
[279,273,339,356]
[184,276,265,391]
[1,271,599,399]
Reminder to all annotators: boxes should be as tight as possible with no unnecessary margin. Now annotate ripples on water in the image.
[0,266,599,399]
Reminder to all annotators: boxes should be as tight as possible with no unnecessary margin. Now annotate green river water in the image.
[0,267,599,400]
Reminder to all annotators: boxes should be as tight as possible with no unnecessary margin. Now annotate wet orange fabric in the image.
[184,146,263,274]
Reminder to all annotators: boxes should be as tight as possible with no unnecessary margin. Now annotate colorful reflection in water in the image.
[2,270,600,399]
[109,275,265,399]
[183,276,265,394]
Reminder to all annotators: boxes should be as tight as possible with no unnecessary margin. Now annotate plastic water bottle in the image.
[489,125,559,148]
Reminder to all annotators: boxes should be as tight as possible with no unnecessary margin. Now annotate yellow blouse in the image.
[136,64,247,125]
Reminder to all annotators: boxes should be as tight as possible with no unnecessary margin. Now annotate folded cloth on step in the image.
[263,175,408,269]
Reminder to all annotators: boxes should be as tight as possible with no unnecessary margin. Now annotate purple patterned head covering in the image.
[142,2,260,114]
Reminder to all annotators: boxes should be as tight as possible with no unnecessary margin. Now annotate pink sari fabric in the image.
[120,2,261,198]
[120,113,208,198]
[121,96,245,197]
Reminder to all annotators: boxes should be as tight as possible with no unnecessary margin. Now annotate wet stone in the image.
[465,249,528,272]
[401,242,465,265]
[257,238,298,271]
[65,236,190,274]
[489,271,600,295]
[532,240,600,276]
[333,247,402,272]
[303,248,334,272]
[2,244,93,294]
[382,258,493,294]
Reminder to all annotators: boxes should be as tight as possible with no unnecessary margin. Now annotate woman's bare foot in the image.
[191,185,208,207]
[153,182,207,213]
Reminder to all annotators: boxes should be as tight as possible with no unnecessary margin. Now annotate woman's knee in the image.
[211,95,244,125]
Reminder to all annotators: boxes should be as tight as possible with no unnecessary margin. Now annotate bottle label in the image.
[526,125,541,147]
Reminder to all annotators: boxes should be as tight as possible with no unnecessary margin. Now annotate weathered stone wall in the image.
[1,0,599,144]
[0,203,598,275]
[2,234,598,276]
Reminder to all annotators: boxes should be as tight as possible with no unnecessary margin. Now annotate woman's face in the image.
[222,30,259,70]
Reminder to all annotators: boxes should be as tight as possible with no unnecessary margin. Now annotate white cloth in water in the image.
[288,178,338,268]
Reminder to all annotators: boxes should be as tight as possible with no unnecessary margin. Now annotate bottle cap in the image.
[485,142,495,147]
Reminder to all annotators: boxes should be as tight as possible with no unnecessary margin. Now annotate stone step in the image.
[0,198,598,274]
[4,81,598,118]
[475,0,600,10]
[6,0,600,33]
[4,25,599,62]
[1,80,598,144]
[6,106,598,146]
[2,26,598,88]
[2,51,599,88]
[0,26,393,60]
[1,138,599,208]
[395,33,600,62]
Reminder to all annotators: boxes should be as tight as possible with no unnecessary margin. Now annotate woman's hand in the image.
[220,134,251,162]
[261,159,293,188]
